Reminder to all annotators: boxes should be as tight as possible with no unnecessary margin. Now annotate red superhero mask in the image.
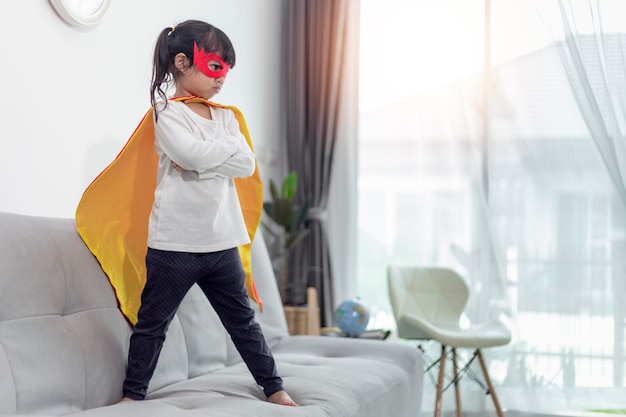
[193,42,230,79]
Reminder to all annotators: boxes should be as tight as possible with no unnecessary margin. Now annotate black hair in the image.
[150,20,236,113]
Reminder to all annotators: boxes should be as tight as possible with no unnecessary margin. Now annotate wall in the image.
[0,0,282,217]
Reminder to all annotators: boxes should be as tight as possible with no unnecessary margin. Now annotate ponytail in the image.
[150,27,174,119]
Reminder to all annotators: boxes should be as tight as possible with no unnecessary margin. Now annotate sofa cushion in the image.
[0,212,424,417]
[0,212,292,415]
[57,335,423,417]
[0,215,130,414]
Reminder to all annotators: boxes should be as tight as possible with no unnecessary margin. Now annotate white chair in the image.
[387,265,511,417]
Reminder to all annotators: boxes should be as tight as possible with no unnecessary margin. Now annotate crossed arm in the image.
[156,108,256,180]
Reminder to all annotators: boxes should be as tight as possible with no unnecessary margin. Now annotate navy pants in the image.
[122,247,284,400]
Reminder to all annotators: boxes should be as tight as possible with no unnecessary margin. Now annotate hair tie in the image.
[169,26,176,36]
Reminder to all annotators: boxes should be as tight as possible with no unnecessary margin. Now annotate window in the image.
[358,0,626,392]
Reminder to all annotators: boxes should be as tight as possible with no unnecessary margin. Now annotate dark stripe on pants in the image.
[122,247,284,400]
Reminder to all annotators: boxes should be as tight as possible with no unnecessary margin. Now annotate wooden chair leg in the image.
[476,349,505,417]
[434,345,447,417]
[452,348,462,417]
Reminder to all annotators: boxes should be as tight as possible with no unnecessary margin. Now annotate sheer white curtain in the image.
[542,0,626,388]
[358,0,626,413]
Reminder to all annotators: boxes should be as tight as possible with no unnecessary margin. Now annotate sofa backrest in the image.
[0,212,288,415]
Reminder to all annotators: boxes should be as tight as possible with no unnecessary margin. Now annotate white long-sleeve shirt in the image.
[147,100,256,252]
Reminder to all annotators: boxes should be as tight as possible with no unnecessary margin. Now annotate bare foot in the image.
[267,390,299,406]
[118,397,135,403]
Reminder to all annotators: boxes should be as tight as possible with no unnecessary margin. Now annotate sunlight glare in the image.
[359,0,484,111]
[359,0,560,112]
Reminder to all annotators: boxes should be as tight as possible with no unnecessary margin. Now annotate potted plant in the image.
[262,172,310,304]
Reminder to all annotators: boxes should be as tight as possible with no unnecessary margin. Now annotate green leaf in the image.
[289,198,310,233]
[272,199,294,227]
[281,172,298,200]
[262,202,274,217]
[269,179,279,201]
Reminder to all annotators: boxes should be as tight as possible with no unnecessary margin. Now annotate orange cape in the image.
[75,97,263,325]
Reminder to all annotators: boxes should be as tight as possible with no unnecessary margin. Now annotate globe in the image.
[334,298,370,336]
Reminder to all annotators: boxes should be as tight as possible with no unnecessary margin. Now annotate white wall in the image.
[0,0,282,218]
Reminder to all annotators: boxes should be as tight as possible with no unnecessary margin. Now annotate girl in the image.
[120,20,298,407]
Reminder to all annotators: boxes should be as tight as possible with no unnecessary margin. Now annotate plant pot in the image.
[282,287,320,335]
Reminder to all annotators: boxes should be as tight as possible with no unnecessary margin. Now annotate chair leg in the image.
[476,349,505,417]
[452,348,462,417]
[434,345,447,417]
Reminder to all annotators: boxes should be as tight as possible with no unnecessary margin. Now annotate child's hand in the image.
[171,161,185,172]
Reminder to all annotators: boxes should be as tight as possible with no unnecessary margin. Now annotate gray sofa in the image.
[0,212,423,417]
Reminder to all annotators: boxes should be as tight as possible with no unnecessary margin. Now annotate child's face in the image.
[175,47,230,100]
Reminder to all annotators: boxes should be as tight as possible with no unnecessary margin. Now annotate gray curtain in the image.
[282,0,360,326]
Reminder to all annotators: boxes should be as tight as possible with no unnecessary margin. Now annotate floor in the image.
[395,337,626,417]
[421,412,623,417]
[418,385,626,417]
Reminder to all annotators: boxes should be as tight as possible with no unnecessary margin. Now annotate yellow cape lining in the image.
[75,97,263,324]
